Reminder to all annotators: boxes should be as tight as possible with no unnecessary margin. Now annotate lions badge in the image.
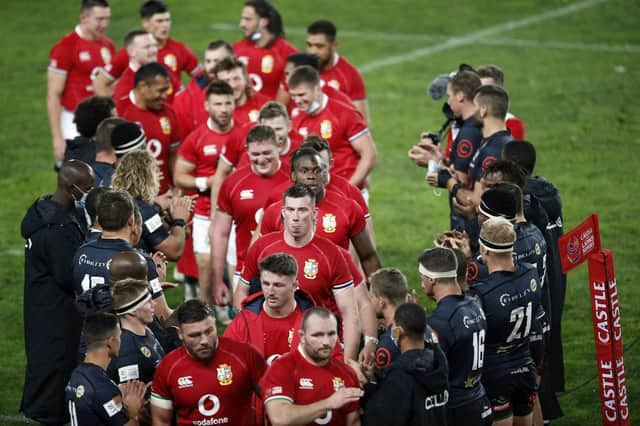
[140,346,151,358]
[535,243,541,256]
[322,214,337,234]
[159,117,171,135]
[76,385,85,398]
[261,55,274,74]
[100,47,111,64]
[332,377,344,392]
[530,278,538,292]
[217,364,233,386]
[320,120,333,139]
[303,259,319,279]
[164,54,177,72]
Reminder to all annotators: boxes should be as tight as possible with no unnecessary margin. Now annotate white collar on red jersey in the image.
[307,93,329,116]
[331,52,340,68]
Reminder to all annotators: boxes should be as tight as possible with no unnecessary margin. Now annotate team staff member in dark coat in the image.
[66,312,146,425]
[419,247,492,425]
[363,303,449,426]
[21,160,94,425]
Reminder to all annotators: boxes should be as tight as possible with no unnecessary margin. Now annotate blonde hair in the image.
[479,216,516,253]
[112,150,159,204]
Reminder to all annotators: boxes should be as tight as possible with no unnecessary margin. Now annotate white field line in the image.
[209,23,445,41]
[359,0,606,73]
[481,37,640,54]
[2,248,22,256]
[0,415,34,424]
[211,3,639,58]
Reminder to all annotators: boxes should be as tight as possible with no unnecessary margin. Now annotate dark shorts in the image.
[530,332,545,374]
[483,361,537,420]
[447,396,493,426]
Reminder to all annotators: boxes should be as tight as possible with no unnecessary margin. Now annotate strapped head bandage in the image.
[114,290,152,316]
[418,248,458,279]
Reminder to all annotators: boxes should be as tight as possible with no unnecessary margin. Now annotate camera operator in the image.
[409,70,482,231]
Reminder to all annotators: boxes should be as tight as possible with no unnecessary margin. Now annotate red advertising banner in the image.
[588,250,629,425]
[558,214,602,273]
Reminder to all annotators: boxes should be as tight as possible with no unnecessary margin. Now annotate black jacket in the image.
[64,135,96,164]
[20,196,85,424]
[364,345,449,426]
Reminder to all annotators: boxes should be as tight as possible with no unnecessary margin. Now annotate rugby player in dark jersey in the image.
[468,217,543,425]
[419,247,492,425]
[66,312,146,425]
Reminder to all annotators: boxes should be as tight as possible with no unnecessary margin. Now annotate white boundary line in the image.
[0,415,34,424]
[211,3,639,58]
[209,23,445,41]
[481,37,640,54]
[359,0,606,73]
[2,248,22,256]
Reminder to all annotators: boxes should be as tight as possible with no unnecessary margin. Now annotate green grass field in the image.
[1,0,639,424]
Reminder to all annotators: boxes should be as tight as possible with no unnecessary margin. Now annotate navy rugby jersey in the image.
[107,328,164,385]
[468,130,513,184]
[66,363,129,425]
[133,198,169,255]
[468,263,542,371]
[450,118,484,173]
[72,237,162,298]
[449,118,484,231]
[428,293,488,408]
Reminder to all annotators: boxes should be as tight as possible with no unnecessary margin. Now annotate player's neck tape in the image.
[479,199,516,222]
[418,263,457,279]
[479,237,514,253]
[115,291,152,316]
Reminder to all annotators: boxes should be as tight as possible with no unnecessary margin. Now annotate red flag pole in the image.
[587,250,629,425]
[559,215,630,424]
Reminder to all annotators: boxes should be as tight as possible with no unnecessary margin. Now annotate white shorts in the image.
[192,215,211,255]
[226,222,237,266]
[61,108,79,140]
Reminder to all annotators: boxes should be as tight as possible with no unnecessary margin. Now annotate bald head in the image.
[58,160,94,190]
[108,251,148,283]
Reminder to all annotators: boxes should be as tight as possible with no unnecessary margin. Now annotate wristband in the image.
[437,168,452,188]
[172,218,186,228]
[364,335,379,346]
[195,177,209,192]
